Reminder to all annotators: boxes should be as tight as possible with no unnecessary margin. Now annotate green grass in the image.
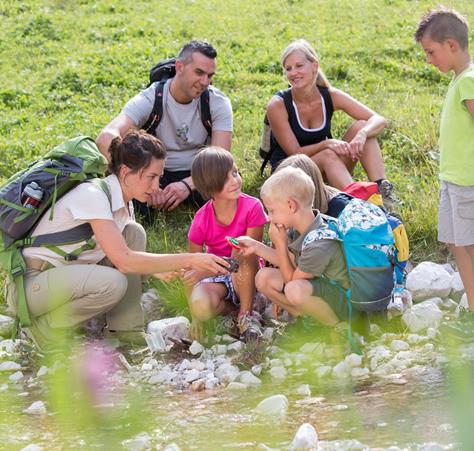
[1,0,474,307]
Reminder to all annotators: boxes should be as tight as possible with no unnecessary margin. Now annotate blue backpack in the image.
[319,198,396,313]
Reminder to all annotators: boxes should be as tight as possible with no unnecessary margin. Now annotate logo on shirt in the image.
[176,124,189,143]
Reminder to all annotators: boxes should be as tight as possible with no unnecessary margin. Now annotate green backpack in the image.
[0,136,109,331]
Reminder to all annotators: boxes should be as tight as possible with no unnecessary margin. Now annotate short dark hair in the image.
[191,147,234,200]
[178,40,217,64]
[108,130,166,175]
[415,6,469,49]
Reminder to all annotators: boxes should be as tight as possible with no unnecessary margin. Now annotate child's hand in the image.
[235,236,259,256]
[269,223,287,247]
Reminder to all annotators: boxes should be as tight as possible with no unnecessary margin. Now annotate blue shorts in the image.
[195,274,239,306]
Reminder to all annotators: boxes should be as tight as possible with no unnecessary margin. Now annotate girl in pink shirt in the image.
[186,147,268,341]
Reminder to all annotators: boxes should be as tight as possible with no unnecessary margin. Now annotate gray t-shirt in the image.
[122,80,233,171]
[288,213,349,289]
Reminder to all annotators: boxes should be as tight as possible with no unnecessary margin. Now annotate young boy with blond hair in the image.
[415,7,474,339]
[238,166,355,333]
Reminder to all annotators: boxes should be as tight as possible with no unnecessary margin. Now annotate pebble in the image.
[36,366,48,377]
[239,371,262,386]
[227,341,244,354]
[296,384,311,397]
[0,361,21,372]
[190,379,206,392]
[20,445,42,451]
[345,353,362,368]
[270,366,287,379]
[255,394,288,416]
[189,341,204,355]
[391,340,409,352]
[24,401,47,416]
[122,432,152,451]
[251,364,263,376]
[290,422,318,450]
[9,371,24,382]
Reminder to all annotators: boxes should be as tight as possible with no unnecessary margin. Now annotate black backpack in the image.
[258,89,292,175]
[142,57,212,137]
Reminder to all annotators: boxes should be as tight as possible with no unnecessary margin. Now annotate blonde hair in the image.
[281,39,330,88]
[276,154,339,213]
[261,166,315,209]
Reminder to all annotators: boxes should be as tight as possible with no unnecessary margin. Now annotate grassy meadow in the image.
[1,0,474,309]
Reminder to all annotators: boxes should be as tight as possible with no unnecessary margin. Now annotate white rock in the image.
[21,445,42,451]
[270,358,283,367]
[391,340,409,352]
[345,353,362,368]
[0,361,21,372]
[215,363,239,383]
[145,331,168,353]
[441,263,454,275]
[226,381,248,390]
[189,341,204,355]
[122,432,152,451]
[290,423,318,450]
[147,316,190,343]
[36,366,48,378]
[9,371,24,382]
[164,444,181,451]
[24,401,47,416]
[227,341,244,354]
[239,371,262,385]
[141,288,159,303]
[402,300,443,332]
[270,366,287,379]
[184,369,200,383]
[407,334,425,345]
[457,293,469,313]
[141,363,153,372]
[450,272,465,301]
[251,364,263,376]
[0,315,14,337]
[406,262,451,302]
[351,367,370,379]
[212,344,228,355]
[204,376,219,390]
[332,361,351,379]
[427,328,438,340]
[187,360,205,371]
[255,394,288,416]
[315,366,332,378]
[221,334,237,343]
[0,339,17,353]
[263,328,274,340]
[296,384,311,397]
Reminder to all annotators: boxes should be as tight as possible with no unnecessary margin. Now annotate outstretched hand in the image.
[190,253,229,275]
[235,236,259,256]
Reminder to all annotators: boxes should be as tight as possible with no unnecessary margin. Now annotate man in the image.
[96,40,233,213]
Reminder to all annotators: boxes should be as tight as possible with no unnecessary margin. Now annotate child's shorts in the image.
[438,181,474,246]
[310,277,351,321]
[195,274,239,306]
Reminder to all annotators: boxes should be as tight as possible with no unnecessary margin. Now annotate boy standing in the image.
[415,7,474,338]
[238,167,354,334]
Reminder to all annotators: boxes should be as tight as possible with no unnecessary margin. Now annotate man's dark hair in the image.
[178,40,217,64]
[414,6,469,49]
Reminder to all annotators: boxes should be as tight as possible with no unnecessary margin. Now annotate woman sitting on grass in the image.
[266,39,398,210]
[184,147,268,341]
[16,131,228,350]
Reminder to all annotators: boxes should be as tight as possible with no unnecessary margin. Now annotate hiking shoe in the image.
[378,179,401,211]
[440,308,474,342]
[238,311,264,342]
[215,313,239,338]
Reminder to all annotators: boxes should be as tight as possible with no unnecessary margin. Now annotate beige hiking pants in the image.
[22,222,146,341]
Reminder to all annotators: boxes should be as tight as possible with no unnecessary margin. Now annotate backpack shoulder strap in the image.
[200,88,212,137]
[142,81,166,135]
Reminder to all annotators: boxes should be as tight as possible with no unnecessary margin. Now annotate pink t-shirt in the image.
[188,193,268,257]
